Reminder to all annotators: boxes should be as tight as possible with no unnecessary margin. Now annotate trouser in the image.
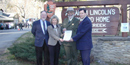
[64,45,78,65]
[35,41,50,65]
[48,42,60,65]
[80,49,91,65]
[20,27,23,30]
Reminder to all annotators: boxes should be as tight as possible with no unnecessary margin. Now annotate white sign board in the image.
[121,23,129,32]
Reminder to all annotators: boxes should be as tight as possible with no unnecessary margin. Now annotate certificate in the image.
[63,30,72,41]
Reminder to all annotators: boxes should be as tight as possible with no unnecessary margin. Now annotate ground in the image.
[0,28,31,55]
[0,28,127,65]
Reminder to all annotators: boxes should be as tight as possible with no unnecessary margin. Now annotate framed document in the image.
[63,30,72,41]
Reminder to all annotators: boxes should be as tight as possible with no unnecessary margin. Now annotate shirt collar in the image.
[80,16,87,22]
[68,16,74,21]
[40,19,46,22]
[53,25,57,28]
[51,24,59,28]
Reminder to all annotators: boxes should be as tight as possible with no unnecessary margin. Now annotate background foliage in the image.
[8,32,36,61]
[8,32,66,64]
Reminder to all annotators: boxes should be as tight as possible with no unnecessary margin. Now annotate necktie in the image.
[43,22,46,34]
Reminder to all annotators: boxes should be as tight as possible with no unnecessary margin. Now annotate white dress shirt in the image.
[53,25,58,34]
[68,16,74,22]
[40,20,47,34]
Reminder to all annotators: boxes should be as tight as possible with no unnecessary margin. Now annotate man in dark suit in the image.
[70,8,93,65]
[31,11,51,65]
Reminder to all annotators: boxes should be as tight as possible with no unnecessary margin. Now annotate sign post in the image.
[121,4,128,37]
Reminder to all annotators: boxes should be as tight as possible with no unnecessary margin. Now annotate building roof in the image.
[0,11,14,21]
[0,15,14,21]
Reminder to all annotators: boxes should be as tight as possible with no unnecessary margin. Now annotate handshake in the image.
[59,38,73,42]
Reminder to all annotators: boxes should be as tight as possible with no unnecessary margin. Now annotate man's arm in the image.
[31,22,36,37]
[72,19,92,42]
[47,21,51,25]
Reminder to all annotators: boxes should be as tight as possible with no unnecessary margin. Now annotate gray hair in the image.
[40,10,47,14]
[50,15,59,24]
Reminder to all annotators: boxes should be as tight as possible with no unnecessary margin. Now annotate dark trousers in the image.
[48,42,60,65]
[20,26,23,30]
[80,49,91,65]
[64,44,78,65]
[35,41,50,65]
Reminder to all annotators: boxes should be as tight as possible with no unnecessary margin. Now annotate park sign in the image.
[62,7,120,35]
[44,1,56,18]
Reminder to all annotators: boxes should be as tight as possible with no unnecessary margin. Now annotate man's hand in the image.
[63,38,73,42]
[59,39,64,42]
[61,33,64,37]
[63,28,66,33]
[69,38,73,42]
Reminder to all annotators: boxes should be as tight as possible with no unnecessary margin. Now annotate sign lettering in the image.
[62,7,120,35]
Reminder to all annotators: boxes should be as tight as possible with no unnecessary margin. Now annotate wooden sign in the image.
[62,7,120,35]
[44,1,56,18]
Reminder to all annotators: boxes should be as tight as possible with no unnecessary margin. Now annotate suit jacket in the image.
[72,16,93,50]
[31,20,51,47]
[48,25,62,46]
[62,17,79,46]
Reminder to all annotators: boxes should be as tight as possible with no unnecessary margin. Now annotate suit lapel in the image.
[54,29,57,35]
[38,20,43,32]
[78,17,87,30]
[56,28,59,36]
[40,20,46,35]
[66,18,75,28]
[79,17,87,25]
[57,26,60,36]
[46,21,49,26]
[51,25,59,36]
[55,26,60,36]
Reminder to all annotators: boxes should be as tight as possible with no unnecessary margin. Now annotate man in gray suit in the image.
[31,11,51,65]
[62,7,79,65]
